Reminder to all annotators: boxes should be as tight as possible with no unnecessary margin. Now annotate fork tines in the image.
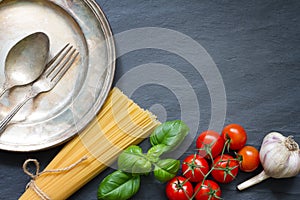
[45,44,79,82]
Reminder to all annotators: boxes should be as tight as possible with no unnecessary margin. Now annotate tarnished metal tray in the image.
[0,0,115,151]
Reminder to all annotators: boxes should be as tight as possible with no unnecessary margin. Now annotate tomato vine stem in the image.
[191,138,238,199]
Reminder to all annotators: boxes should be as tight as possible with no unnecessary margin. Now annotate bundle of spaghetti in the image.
[19,87,160,200]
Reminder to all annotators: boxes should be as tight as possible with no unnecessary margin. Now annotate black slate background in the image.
[1,0,300,199]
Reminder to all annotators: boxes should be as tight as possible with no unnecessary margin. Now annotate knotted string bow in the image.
[23,156,88,200]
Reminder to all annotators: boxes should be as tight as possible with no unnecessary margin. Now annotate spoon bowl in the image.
[0,32,49,97]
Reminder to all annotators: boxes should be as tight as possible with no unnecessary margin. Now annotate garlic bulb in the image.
[260,132,300,178]
[237,131,300,191]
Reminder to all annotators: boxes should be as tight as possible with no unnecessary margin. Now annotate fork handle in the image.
[0,91,36,133]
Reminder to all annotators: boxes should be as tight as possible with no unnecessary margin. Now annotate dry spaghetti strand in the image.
[19,87,160,200]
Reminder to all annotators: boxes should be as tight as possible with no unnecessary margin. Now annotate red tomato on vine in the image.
[211,154,239,183]
[221,124,247,150]
[196,130,225,159]
[182,154,209,182]
[194,180,222,200]
[165,176,193,200]
[237,145,260,172]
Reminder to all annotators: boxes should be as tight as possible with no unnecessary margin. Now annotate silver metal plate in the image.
[0,0,115,151]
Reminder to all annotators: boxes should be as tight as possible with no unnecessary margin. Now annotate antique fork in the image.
[0,44,79,132]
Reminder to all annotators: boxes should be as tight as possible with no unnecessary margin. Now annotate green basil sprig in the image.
[98,120,189,200]
[118,145,152,174]
[150,120,189,152]
[153,159,180,182]
[97,170,140,200]
[147,144,169,163]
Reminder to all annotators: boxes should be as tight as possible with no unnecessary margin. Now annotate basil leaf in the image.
[150,120,189,152]
[153,159,180,182]
[147,144,169,163]
[98,170,140,200]
[118,145,152,174]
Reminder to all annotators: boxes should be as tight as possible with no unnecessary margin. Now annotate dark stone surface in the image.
[0,0,300,199]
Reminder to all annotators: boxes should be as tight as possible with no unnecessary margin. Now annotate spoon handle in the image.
[0,90,36,133]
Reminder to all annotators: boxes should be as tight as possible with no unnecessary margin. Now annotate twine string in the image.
[23,156,88,200]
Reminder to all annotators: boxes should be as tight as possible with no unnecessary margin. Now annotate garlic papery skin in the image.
[260,132,300,178]
[237,131,300,191]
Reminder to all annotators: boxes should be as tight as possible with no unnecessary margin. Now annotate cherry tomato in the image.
[182,154,209,182]
[194,180,222,200]
[211,154,239,183]
[166,176,193,200]
[221,124,247,150]
[237,145,260,172]
[196,130,225,159]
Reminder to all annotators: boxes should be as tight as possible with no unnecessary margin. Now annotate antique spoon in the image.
[0,32,49,98]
